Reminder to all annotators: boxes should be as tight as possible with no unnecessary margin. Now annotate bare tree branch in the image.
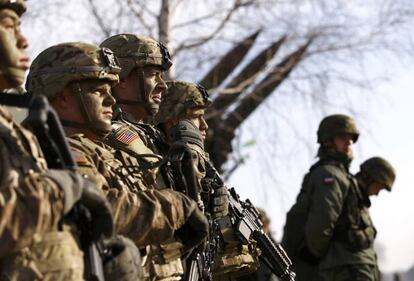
[174,0,255,54]
[87,0,112,38]
[127,0,156,37]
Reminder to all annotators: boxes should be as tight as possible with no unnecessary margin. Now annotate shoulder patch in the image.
[70,147,89,164]
[116,128,139,145]
[324,177,335,184]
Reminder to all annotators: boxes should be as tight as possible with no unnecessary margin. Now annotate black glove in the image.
[211,184,229,219]
[78,178,114,240]
[103,235,143,281]
[176,205,209,254]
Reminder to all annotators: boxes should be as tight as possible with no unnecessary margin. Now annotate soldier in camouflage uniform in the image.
[25,42,208,280]
[100,34,214,281]
[0,1,115,280]
[155,80,261,281]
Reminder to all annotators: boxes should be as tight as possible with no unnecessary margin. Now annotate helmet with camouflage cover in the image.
[155,80,212,125]
[317,114,359,144]
[0,0,26,16]
[26,42,120,137]
[360,157,396,191]
[100,34,172,79]
[100,34,172,115]
[26,42,120,99]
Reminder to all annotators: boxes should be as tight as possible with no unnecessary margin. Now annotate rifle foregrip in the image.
[252,230,296,281]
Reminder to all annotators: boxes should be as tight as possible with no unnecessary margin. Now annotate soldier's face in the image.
[0,8,29,89]
[141,66,167,114]
[367,182,384,196]
[333,133,354,157]
[57,80,115,137]
[185,107,208,140]
[79,80,116,130]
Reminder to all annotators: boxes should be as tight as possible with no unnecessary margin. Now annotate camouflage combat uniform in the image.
[0,2,85,280]
[155,81,260,281]
[68,133,198,248]
[101,34,186,281]
[0,107,86,281]
[26,42,206,281]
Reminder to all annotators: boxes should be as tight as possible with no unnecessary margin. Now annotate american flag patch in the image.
[116,129,139,144]
[70,148,88,164]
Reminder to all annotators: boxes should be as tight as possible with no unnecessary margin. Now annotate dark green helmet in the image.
[0,0,26,16]
[360,157,396,191]
[154,80,211,124]
[317,114,359,143]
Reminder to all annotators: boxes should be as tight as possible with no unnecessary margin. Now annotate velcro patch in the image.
[70,147,88,164]
[324,177,335,184]
[116,128,139,145]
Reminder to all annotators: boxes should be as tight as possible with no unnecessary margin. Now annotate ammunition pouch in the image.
[334,225,376,252]
[0,229,84,281]
[213,221,260,278]
[143,241,184,281]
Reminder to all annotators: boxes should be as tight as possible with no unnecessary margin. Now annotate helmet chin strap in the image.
[114,68,155,116]
[60,82,110,138]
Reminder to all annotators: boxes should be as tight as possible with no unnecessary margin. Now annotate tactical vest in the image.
[69,135,147,193]
[107,117,174,190]
[104,117,184,281]
[0,107,84,281]
[332,179,376,252]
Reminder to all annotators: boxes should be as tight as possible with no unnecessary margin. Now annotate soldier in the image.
[333,156,395,281]
[25,42,208,280]
[100,34,216,280]
[0,1,114,280]
[282,114,380,281]
[155,80,261,281]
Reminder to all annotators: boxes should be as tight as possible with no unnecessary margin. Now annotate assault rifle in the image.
[169,144,219,281]
[0,92,106,281]
[204,160,296,281]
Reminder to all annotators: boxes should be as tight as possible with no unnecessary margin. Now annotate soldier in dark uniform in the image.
[282,114,391,281]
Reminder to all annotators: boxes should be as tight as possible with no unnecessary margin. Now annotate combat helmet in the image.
[360,157,396,191]
[100,34,172,79]
[100,34,172,113]
[0,0,26,16]
[26,42,121,136]
[155,80,211,125]
[26,42,120,99]
[317,114,359,143]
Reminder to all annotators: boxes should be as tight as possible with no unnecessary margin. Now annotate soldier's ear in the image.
[51,87,72,109]
[115,78,128,89]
